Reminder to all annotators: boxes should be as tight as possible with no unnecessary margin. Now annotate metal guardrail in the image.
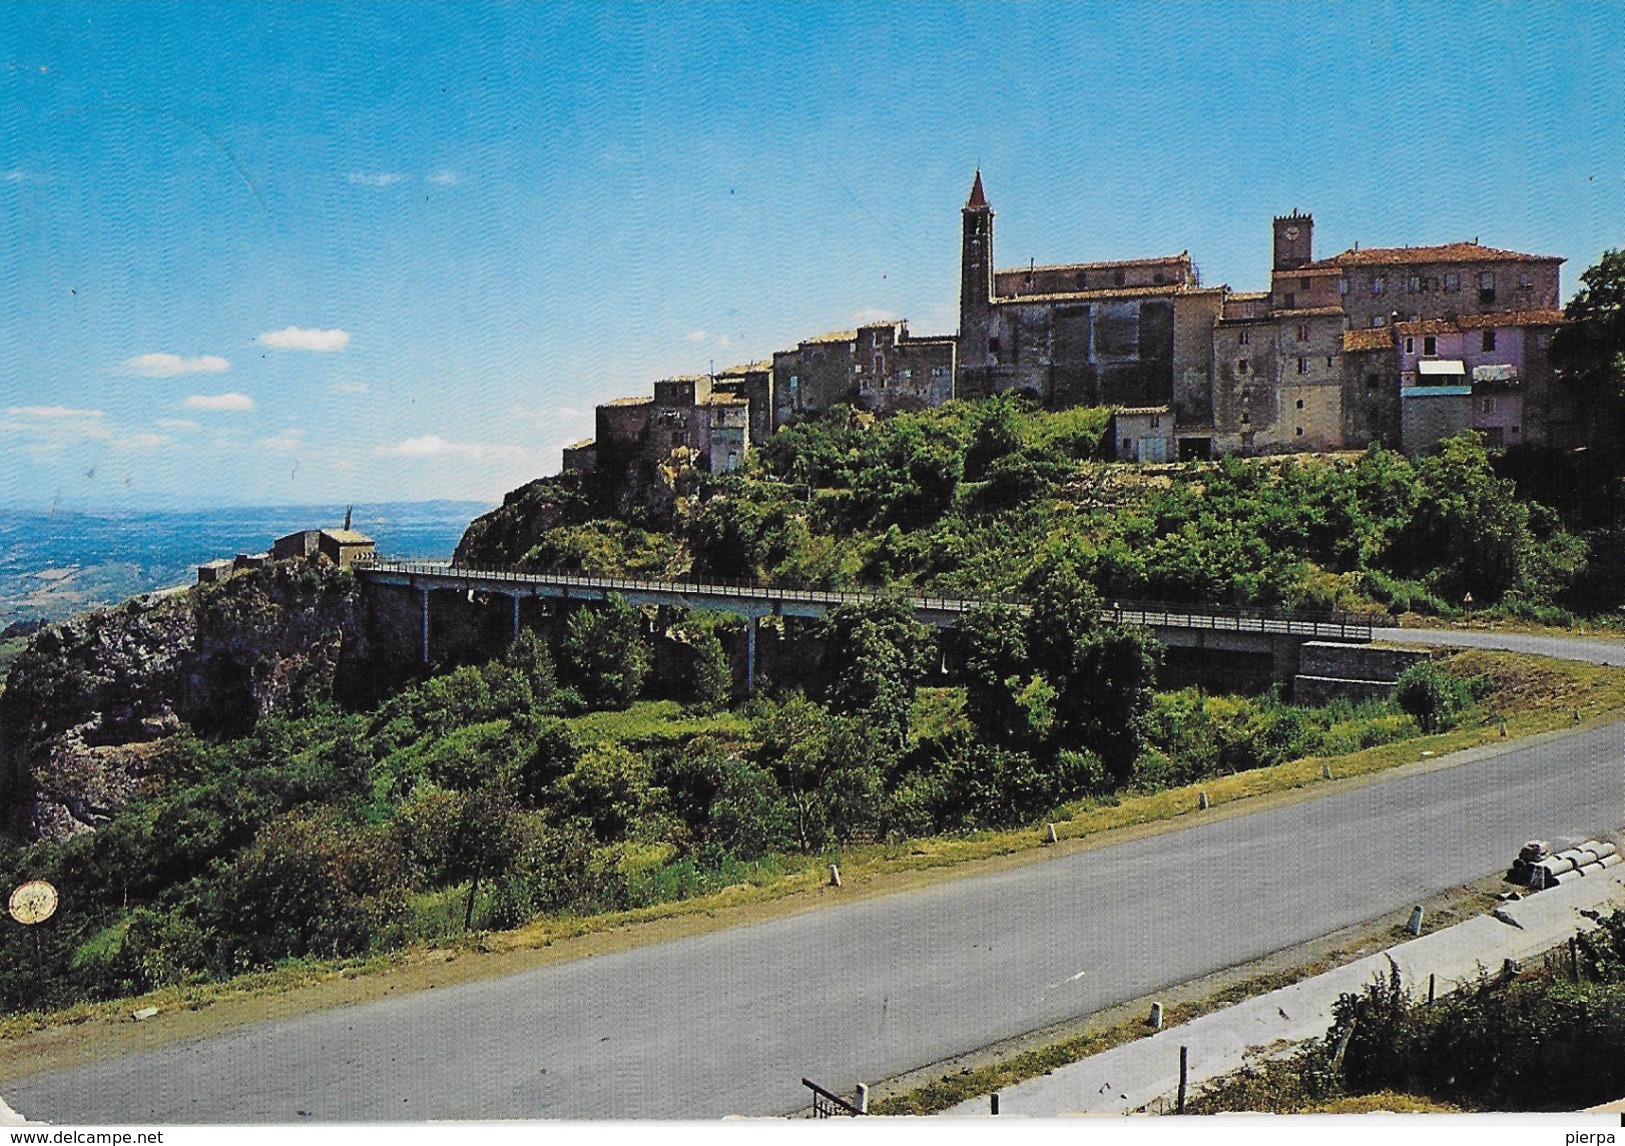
[802,1077,865,1117]
[361,561,1376,642]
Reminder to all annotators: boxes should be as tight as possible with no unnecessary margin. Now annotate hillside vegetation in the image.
[460,397,1594,622]
[1192,908,1625,1113]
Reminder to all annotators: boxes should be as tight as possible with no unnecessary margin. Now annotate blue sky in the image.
[1,2,1621,509]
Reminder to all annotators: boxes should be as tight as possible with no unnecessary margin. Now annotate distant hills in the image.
[0,501,490,627]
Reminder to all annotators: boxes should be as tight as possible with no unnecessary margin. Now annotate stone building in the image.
[1196,209,1568,456]
[270,528,374,568]
[956,171,1224,434]
[772,321,955,425]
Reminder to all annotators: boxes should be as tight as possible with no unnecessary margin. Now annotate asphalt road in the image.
[11,708,1623,1122]
[1375,626,1625,666]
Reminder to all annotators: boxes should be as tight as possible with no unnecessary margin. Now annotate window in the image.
[1075,272,1088,289]
[1519,271,1533,289]
[1296,426,1304,437]
[1366,373,1381,389]
[1371,316,1385,328]
[1302,277,1315,293]
[898,368,912,381]
[1150,415,1162,429]
[1479,271,1496,290]
[1297,357,1308,374]
[1481,396,1499,414]
[1284,292,1296,309]
[988,336,1001,354]
[1424,335,1437,355]
[1444,272,1460,292]
[1296,398,1305,409]
[1535,331,1550,349]
[1482,330,1497,352]
[1239,330,1251,346]
[1407,275,1421,294]
[1113,269,1127,287]
[1405,337,1414,354]
[1153,271,1167,284]
[1237,358,1250,374]
[1371,276,1385,295]
[1326,355,1334,367]
[1241,412,1251,424]
[853,363,863,374]
[1339,277,1349,295]
[1297,324,1310,341]
[1122,437,1133,452]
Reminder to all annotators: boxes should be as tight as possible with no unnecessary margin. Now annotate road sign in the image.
[8,880,58,925]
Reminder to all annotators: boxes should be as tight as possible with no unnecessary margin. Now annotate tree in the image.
[818,597,934,749]
[672,612,734,712]
[1551,248,1625,441]
[1025,559,1161,782]
[559,594,651,709]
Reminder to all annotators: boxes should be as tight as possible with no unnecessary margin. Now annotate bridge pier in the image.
[420,586,430,664]
[745,616,757,697]
[511,593,520,643]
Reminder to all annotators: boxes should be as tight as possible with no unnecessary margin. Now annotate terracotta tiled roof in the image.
[998,253,1190,276]
[1271,306,1346,318]
[802,330,857,345]
[1311,242,1561,268]
[1227,291,1270,301]
[1394,308,1567,335]
[994,284,1186,304]
[603,396,654,407]
[1343,328,1394,352]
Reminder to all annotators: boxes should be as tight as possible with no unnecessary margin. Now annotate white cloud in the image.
[123,352,231,377]
[156,418,199,431]
[347,171,404,187]
[7,405,103,419]
[426,170,459,186]
[375,435,523,460]
[686,330,709,343]
[851,308,901,326]
[331,381,369,394]
[184,392,256,412]
[716,335,732,348]
[113,432,171,451]
[259,428,306,453]
[258,326,351,352]
[0,168,47,184]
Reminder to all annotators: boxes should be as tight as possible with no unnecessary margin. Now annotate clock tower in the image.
[1272,209,1314,271]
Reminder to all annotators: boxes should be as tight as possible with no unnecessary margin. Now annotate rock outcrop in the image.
[0,563,383,842]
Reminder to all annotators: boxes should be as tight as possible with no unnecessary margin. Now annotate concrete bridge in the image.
[357,561,1377,688]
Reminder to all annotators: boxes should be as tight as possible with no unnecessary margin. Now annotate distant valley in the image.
[0,501,489,629]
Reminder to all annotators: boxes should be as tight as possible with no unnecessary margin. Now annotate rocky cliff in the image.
[0,563,399,842]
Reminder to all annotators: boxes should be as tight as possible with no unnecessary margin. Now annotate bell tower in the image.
[959,170,994,394]
[1273,209,1314,271]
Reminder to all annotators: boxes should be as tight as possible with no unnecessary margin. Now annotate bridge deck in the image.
[359,562,1375,643]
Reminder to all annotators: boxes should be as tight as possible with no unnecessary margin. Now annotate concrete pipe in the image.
[1596,853,1622,871]
[1536,856,1578,878]
[1551,868,1587,888]
[1585,841,1618,861]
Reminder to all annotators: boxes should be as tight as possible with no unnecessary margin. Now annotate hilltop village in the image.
[568,172,1574,492]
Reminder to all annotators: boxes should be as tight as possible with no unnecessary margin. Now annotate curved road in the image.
[10,630,1625,1121]
[1375,626,1625,665]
